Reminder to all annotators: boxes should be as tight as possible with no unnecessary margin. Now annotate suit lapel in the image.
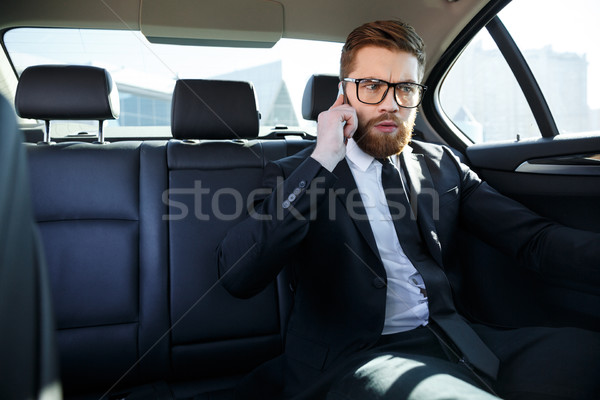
[400,147,444,267]
[332,159,381,262]
[332,150,444,268]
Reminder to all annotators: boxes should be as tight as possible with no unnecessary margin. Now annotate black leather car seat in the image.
[0,94,62,400]
[15,65,119,144]
[301,74,340,121]
[16,65,171,397]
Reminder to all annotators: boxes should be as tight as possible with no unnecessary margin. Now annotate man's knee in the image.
[327,353,499,400]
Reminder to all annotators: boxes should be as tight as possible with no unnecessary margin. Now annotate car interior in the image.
[1,0,599,399]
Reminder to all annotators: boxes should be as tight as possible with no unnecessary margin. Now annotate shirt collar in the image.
[346,138,374,172]
[345,138,413,172]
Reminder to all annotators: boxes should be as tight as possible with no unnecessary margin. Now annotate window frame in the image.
[485,17,559,138]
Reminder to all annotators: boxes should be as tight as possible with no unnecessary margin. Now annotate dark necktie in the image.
[378,157,412,221]
[378,157,499,379]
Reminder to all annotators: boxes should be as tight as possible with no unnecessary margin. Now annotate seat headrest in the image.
[171,79,259,140]
[301,74,340,121]
[15,65,119,120]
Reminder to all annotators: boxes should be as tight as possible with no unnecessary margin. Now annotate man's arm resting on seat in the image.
[217,156,337,298]
[453,150,600,285]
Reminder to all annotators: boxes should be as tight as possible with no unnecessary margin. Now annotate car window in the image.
[3,28,343,137]
[440,0,600,143]
[440,28,540,143]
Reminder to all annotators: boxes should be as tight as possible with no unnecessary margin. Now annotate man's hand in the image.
[310,94,358,172]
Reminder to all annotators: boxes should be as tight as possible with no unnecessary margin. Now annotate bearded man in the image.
[218,20,600,400]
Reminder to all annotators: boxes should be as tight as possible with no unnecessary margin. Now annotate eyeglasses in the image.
[342,78,427,108]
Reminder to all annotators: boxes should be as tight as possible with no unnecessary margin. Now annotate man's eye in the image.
[397,84,416,94]
[360,81,382,91]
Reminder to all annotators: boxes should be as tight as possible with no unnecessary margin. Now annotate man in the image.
[218,20,600,399]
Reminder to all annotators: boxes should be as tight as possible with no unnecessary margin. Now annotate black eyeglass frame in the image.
[342,78,428,109]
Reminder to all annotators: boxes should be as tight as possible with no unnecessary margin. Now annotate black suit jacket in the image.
[217,140,599,399]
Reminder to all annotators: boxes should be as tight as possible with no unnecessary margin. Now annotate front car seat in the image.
[0,95,62,400]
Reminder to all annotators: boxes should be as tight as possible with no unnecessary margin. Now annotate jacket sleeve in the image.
[451,147,600,285]
[217,155,337,298]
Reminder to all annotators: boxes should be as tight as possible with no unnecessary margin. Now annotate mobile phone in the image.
[337,83,348,143]
[337,82,346,104]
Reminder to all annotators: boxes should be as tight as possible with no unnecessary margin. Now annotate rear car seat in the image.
[17,65,171,398]
[15,65,120,144]
[19,69,317,398]
[165,79,296,397]
[301,74,340,121]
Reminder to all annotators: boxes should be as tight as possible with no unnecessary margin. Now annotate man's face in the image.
[345,46,420,158]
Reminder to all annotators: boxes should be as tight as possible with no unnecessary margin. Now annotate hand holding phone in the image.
[311,81,357,171]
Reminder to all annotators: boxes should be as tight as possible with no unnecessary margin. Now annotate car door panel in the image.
[456,135,600,331]
[466,136,600,232]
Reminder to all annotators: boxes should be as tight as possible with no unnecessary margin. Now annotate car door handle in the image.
[515,153,600,176]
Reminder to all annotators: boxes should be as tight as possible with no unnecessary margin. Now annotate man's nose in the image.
[378,87,399,113]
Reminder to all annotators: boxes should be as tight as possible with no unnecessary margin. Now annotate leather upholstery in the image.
[171,79,259,139]
[167,139,285,379]
[27,140,312,397]
[27,141,170,394]
[0,95,61,400]
[15,65,119,120]
[23,76,314,398]
[26,138,312,396]
[301,74,339,121]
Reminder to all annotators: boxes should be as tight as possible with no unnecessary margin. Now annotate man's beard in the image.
[353,112,416,159]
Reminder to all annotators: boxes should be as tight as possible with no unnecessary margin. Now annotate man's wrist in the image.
[310,152,339,172]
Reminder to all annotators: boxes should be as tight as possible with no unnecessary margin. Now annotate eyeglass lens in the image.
[357,80,422,107]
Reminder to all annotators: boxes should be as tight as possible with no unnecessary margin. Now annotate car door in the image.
[423,0,600,331]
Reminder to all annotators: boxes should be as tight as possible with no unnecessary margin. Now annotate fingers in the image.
[330,93,345,109]
[328,94,355,132]
[318,94,358,141]
[312,95,358,170]
[342,113,356,139]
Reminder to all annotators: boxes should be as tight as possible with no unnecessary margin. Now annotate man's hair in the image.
[340,20,426,81]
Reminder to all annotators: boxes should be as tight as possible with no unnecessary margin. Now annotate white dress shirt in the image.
[345,138,429,334]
